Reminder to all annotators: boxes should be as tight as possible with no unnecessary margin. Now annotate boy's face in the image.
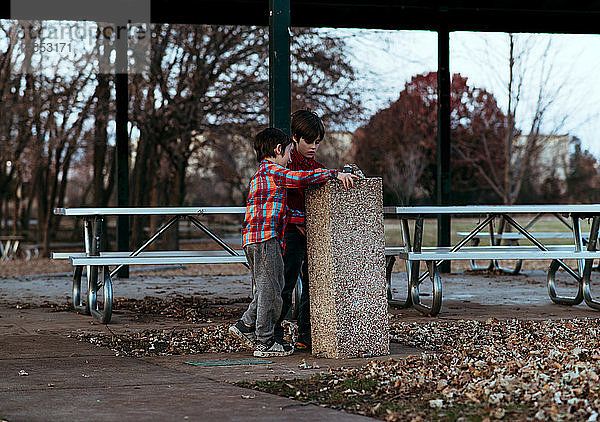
[272,143,294,167]
[295,136,321,159]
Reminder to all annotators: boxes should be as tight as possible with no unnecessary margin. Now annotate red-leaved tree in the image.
[353,71,508,205]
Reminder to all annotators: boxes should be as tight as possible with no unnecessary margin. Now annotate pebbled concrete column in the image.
[305,178,389,359]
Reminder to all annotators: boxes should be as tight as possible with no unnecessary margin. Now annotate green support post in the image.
[437,24,451,273]
[269,0,291,135]
[115,32,129,278]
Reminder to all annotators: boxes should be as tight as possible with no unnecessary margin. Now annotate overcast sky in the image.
[328,28,600,157]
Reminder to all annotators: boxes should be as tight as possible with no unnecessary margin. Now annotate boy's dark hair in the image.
[254,127,293,162]
[291,109,325,144]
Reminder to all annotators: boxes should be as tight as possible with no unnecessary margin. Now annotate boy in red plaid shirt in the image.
[229,127,356,357]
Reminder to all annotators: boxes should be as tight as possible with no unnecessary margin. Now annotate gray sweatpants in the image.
[241,237,285,343]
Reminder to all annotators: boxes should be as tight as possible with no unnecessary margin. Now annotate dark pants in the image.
[275,228,310,339]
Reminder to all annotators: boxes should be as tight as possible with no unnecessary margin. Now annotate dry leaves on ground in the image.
[72,324,247,356]
[245,318,600,421]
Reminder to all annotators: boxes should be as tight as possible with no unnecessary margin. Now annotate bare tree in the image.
[0,21,97,254]
[0,22,363,252]
[453,33,576,205]
[129,25,363,248]
[384,147,427,205]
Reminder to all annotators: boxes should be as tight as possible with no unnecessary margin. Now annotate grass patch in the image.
[237,373,535,421]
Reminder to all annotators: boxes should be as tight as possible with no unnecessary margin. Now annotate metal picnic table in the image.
[53,207,247,323]
[384,205,600,316]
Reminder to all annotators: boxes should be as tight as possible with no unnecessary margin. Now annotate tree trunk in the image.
[130,129,155,249]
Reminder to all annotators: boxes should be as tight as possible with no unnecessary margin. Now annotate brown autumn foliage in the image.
[353,71,508,205]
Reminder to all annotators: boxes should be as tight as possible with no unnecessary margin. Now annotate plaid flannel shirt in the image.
[286,148,324,226]
[241,159,337,248]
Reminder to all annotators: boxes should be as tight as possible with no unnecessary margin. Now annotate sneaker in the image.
[253,338,294,357]
[229,320,256,350]
[296,333,312,351]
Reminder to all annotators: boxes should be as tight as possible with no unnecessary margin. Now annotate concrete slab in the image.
[0,335,114,359]
[0,382,374,422]
[143,342,420,383]
[0,334,374,422]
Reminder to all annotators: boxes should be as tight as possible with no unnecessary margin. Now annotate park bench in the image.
[455,232,591,273]
[455,210,598,273]
[20,242,83,260]
[52,207,248,323]
[384,205,600,316]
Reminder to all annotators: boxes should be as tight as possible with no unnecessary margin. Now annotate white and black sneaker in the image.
[229,320,256,350]
[253,338,294,357]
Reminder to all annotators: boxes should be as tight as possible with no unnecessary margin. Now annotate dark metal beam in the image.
[437,23,451,273]
[149,1,600,34]
[0,3,9,19]
[269,0,291,135]
[115,41,130,278]
[5,1,600,32]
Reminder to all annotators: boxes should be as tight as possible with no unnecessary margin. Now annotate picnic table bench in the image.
[455,210,597,274]
[53,207,247,323]
[384,205,600,316]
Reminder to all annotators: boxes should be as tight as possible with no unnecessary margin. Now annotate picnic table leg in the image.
[466,217,522,274]
[572,216,585,278]
[494,239,523,275]
[86,217,113,323]
[547,215,589,306]
[386,218,413,308]
[2,240,15,260]
[469,238,498,271]
[409,218,442,316]
[410,260,442,316]
[583,216,600,310]
[493,216,522,275]
[71,266,90,314]
[88,265,113,324]
[71,219,94,315]
[551,212,600,271]
[386,255,412,308]
[6,239,20,260]
[547,260,583,305]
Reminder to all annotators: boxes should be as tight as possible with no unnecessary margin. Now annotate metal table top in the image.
[54,207,246,216]
[384,204,600,215]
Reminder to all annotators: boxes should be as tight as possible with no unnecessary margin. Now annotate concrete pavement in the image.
[2,268,600,420]
[1,333,378,421]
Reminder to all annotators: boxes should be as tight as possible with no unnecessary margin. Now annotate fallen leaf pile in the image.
[11,298,73,312]
[68,296,253,356]
[113,295,250,322]
[9,295,251,322]
[245,318,600,421]
[72,324,247,356]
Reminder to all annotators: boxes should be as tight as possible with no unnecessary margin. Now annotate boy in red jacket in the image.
[274,110,329,350]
